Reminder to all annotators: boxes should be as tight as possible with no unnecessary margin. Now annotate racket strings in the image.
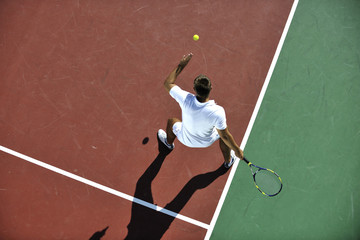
[254,170,282,196]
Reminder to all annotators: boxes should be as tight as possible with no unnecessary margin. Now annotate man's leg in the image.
[219,138,231,164]
[166,118,181,145]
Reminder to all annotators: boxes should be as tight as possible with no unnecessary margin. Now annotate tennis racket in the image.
[243,157,283,197]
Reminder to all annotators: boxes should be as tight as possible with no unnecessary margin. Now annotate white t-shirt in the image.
[169,86,227,147]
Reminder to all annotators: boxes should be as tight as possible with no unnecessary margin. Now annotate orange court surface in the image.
[0,1,293,239]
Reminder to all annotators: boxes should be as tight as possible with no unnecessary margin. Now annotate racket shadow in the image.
[124,136,229,239]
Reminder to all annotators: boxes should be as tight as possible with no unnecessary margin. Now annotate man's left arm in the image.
[164,53,193,92]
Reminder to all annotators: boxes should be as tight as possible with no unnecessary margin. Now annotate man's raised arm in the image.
[164,53,193,92]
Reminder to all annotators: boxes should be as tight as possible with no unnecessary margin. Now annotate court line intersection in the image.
[204,0,299,238]
[0,145,210,230]
[0,1,298,236]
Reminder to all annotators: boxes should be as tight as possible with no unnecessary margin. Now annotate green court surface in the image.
[211,1,360,239]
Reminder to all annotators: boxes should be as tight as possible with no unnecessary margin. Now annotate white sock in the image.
[165,139,173,147]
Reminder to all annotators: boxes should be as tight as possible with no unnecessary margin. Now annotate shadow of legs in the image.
[165,165,228,214]
[89,226,109,240]
[125,135,229,239]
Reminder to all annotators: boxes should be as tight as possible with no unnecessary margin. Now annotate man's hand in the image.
[164,53,193,92]
[176,53,193,74]
[180,53,193,66]
[235,148,244,160]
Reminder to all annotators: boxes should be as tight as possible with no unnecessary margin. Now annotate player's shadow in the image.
[124,136,229,239]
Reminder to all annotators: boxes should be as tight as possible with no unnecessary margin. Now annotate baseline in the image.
[0,145,210,230]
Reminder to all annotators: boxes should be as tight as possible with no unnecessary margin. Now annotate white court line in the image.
[0,145,210,230]
[204,0,299,239]
[1,1,298,235]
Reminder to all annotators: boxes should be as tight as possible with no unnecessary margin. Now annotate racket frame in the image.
[243,157,283,197]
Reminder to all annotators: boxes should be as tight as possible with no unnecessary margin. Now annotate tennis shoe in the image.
[224,150,237,168]
[157,129,174,150]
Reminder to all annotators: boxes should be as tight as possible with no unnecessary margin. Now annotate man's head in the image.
[193,74,212,101]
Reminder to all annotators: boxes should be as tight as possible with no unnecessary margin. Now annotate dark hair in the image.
[194,74,212,98]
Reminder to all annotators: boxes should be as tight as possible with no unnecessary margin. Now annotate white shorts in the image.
[172,122,220,148]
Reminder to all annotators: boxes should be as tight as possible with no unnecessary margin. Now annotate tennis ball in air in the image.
[193,34,199,41]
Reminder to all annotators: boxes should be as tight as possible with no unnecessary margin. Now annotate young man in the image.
[158,53,244,168]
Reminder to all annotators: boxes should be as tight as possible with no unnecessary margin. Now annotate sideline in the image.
[204,0,300,239]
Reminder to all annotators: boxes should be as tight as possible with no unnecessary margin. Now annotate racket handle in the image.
[243,157,249,164]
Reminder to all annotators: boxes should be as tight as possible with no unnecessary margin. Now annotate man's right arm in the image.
[217,127,244,160]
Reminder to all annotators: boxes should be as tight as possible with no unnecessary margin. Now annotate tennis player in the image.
[158,53,244,168]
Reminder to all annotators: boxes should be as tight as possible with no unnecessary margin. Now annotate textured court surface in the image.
[0,0,292,239]
[211,1,360,239]
[1,0,359,240]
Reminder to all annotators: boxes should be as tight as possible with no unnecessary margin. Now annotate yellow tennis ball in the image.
[193,34,199,41]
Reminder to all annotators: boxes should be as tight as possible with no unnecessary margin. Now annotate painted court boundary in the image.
[204,0,299,239]
[0,145,209,230]
[1,0,298,236]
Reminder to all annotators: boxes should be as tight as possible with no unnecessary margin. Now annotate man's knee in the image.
[167,118,180,126]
